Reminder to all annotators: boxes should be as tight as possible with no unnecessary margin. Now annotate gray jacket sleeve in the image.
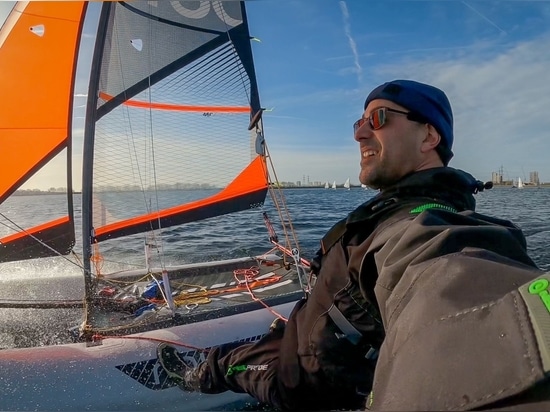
[365,209,550,411]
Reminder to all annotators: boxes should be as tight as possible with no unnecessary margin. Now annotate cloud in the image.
[461,1,507,36]
[265,33,550,184]
[339,1,362,84]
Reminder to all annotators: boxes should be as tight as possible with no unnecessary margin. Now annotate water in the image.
[1,187,550,280]
[1,186,549,349]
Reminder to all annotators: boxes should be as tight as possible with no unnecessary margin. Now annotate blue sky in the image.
[245,0,550,185]
[3,1,550,188]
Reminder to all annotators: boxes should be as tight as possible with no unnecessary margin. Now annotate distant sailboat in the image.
[518,177,524,189]
[324,181,329,189]
[361,183,368,190]
[331,180,337,189]
[344,178,350,190]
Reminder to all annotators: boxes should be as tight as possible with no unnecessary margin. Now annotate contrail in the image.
[339,1,362,84]
[462,1,507,35]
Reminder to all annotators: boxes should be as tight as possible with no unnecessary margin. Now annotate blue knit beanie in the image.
[364,80,454,164]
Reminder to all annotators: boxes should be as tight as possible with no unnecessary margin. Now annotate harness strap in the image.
[328,304,379,360]
[328,304,362,345]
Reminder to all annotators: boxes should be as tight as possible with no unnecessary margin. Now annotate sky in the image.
[2,0,550,190]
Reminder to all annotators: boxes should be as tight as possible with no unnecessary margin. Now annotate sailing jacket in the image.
[278,167,550,411]
[201,167,549,411]
[360,181,550,410]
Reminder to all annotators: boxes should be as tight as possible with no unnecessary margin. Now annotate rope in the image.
[90,240,104,277]
[87,263,289,337]
[263,143,303,260]
[233,266,288,322]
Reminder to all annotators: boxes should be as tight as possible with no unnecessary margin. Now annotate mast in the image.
[81,3,113,336]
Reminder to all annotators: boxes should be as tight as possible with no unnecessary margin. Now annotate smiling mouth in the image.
[362,149,377,158]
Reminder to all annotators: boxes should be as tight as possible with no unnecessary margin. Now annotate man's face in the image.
[354,99,426,190]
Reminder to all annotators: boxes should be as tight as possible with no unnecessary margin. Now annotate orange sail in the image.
[0,2,86,262]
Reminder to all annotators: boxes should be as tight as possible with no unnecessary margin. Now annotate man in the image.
[356,81,550,411]
[158,80,550,410]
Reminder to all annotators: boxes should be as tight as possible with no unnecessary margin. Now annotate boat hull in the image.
[0,300,295,411]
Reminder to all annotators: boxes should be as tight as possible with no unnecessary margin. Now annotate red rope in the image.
[233,266,288,322]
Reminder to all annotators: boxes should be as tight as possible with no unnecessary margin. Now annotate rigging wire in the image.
[0,212,84,270]
[263,143,305,264]
[144,1,169,274]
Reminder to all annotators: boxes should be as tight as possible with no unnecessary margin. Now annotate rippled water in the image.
[1,186,549,280]
[281,186,550,271]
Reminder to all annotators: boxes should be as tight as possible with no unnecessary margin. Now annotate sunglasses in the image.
[353,107,423,133]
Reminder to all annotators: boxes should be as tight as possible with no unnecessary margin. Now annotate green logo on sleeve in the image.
[518,273,550,373]
[226,364,248,376]
[226,364,268,376]
[528,278,550,313]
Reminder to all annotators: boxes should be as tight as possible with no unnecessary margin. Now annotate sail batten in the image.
[98,92,250,113]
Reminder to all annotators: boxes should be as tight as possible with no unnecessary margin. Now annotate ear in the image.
[420,124,441,153]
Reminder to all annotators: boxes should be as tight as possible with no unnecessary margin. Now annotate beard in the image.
[359,157,404,190]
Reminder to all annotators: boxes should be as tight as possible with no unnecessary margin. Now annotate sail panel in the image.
[0,2,85,263]
[0,2,85,200]
[0,216,74,263]
[95,1,244,116]
[93,155,268,241]
[86,2,267,245]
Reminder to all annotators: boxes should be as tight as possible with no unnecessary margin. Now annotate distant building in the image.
[491,171,503,184]
[529,171,539,185]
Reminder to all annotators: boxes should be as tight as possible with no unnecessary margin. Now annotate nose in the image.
[354,121,371,142]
